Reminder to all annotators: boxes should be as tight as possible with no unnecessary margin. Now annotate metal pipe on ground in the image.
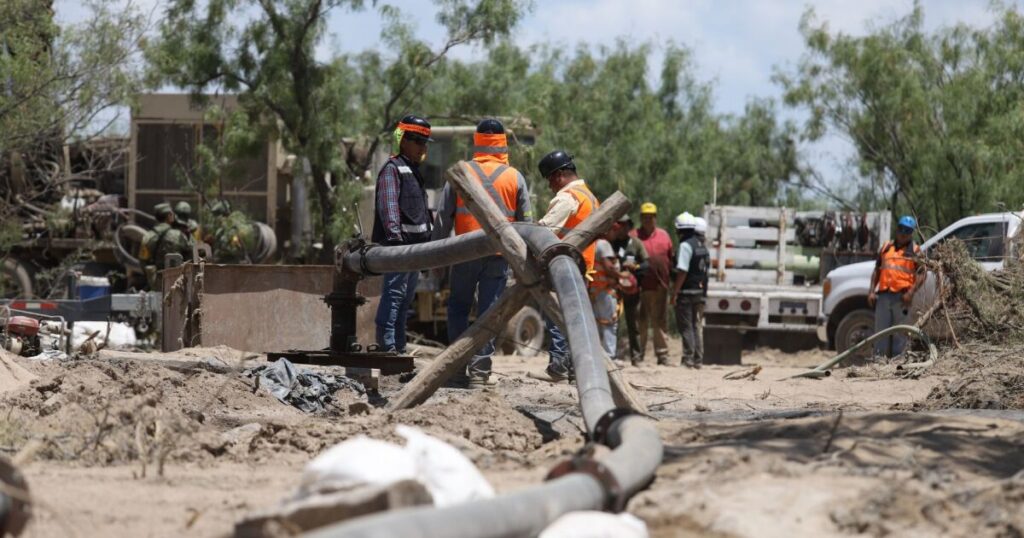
[304,474,604,538]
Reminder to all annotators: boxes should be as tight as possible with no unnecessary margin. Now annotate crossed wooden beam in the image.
[388,161,646,412]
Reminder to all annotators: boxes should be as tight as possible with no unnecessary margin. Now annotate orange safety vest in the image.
[453,133,522,235]
[876,240,920,293]
[559,183,599,273]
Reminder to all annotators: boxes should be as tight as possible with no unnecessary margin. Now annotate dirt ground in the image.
[2,339,1023,538]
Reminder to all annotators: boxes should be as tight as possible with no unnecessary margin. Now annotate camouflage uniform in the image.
[174,201,200,240]
[142,203,193,270]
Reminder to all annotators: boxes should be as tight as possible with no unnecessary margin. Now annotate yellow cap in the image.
[640,202,657,215]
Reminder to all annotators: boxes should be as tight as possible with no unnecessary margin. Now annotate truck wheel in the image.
[499,306,544,356]
[835,308,875,355]
[1,259,34,299]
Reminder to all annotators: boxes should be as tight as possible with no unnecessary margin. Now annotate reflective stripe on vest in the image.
[453,161,520,235]
[561,184,599,273]
[877,241,919,293]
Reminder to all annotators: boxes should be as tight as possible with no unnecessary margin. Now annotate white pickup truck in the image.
[820,211,1022,351]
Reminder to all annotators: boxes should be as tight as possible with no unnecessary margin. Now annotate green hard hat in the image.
[174,201,192,218]
[209,199,232,216]
[154,202,173,218]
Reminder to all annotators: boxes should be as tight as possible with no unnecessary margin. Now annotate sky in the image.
[54,0,1014,186]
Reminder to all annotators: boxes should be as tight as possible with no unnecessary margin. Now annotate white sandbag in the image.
[540,511,649,538]
[70,321,137,349]
[396,425,494,507]
[299,436,417,495]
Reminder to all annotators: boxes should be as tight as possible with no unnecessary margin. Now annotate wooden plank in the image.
[707,227,796,243]
[714,206,788,222]
[777,208,787,285]
[718,269,798,285]
[716,248,806,264]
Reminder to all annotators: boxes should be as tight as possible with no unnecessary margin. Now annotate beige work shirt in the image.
[538,179,588,230]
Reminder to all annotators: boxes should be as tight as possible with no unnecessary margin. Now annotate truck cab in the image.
[821,212,1021,352]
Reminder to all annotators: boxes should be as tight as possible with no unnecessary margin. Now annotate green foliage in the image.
[777,3,1024,230]
[0,0,144,154]
[148,0,528,250]
[174,106,265,218]
[349,41,805,229]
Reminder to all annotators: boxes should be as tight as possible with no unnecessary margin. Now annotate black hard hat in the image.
[538,150,576,179]
[476,118,504,134]
[399,114,433,142]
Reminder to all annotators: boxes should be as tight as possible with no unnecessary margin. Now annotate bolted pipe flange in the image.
[538,242,586,281]
[589,407,637,446]
[545,444,626,512]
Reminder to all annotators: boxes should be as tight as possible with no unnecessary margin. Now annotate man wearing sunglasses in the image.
[371,115,434,354]
[867,215,925,357]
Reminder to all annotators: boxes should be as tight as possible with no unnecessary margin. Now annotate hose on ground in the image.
[785,324,938,380]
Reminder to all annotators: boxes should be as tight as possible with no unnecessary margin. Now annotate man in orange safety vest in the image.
[867,215,925,357]
[433,118,532,387]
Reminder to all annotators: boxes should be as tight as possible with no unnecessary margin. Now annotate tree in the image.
[1,0,146,198]
[777,3,1024,230]
[369,40,805,228]
[147,0,527,256]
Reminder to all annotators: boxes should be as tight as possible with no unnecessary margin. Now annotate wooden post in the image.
[777,207,787,285]
[387,286,531,410]
[388,185,643,411]
[716,206,728,282]
[448,163,645,412]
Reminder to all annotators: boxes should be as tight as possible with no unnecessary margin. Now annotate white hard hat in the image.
[694,217,707,235]
[673,212,696,230]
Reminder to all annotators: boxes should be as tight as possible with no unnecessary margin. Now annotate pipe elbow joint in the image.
[539,243,586,281]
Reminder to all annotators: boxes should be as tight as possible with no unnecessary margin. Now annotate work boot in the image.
[467,375,497,389]
[656,355,671,366]
[527,366,573,384]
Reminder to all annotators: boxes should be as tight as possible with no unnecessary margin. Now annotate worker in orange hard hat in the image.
[433,118,533,387]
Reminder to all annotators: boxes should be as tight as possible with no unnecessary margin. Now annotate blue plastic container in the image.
[77,276,111,300]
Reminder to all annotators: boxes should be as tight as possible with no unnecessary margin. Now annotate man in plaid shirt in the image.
[372,115,434,353]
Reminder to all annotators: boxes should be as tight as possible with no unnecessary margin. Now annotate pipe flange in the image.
[357,243,381,277]
[538,242,586,279]
[590,407,637,446]
[545,446,626,512]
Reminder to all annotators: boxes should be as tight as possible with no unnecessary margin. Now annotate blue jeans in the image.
[546,318,571,377]
[376,271,419,353]
[447,256,508,376]
[874,291,909,357]
[592,289,618,358]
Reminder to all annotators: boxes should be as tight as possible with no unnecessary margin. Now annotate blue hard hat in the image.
[897,215,917,230]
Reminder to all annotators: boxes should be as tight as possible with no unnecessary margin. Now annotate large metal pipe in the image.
[338,223,565,275]
[339,230,493,274]
[547,256,616,432]
[311,199,662,538]
[305,474,605,538]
